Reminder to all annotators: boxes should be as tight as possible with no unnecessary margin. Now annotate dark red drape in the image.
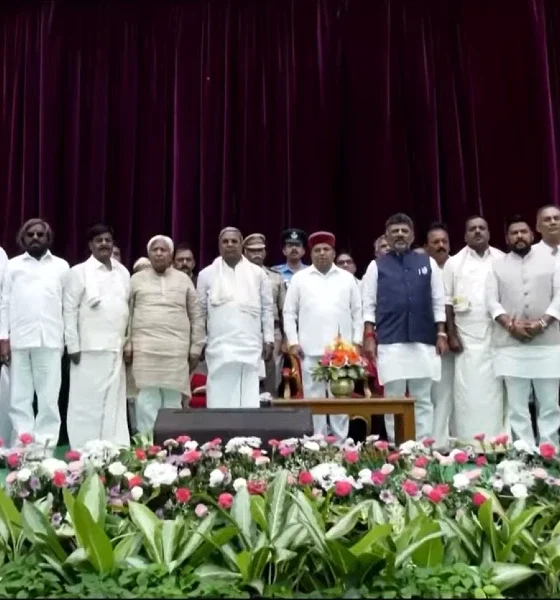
[1,0,560,271]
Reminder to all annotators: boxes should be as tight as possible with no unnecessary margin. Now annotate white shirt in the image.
[283,265,363,357]
[63,256,131,354]
[0,247,8,285]
[361,255,445,384]
[0,251,69,349]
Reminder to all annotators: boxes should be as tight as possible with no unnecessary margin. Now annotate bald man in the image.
[127,235,205,434]
[197,227,274,409]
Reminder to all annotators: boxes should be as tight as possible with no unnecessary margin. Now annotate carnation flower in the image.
[108,462,127,477]
[175,488,191,503]
[511,483,528,499]
[343,450,360,464]
[303,441,321,452]
[130,486,143,501]
[472,491,488,506]
[209,469,225,488]
[52,471,66,488]
[195,503,208,518]
[19,433,34,445]
[218,493,233,509]
[380,463,395,475]
[16,468,32,483]
[233,478,247,491]
[40,458,68,477]
[452,473,470,491]
[539,442,557,460]
[298,471,313,485]
[334,480,353,497]
[144,463,177,487]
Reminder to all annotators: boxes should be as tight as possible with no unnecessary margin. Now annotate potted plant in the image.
[311,333,367,397]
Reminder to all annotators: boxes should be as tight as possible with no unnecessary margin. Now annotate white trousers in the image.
[431,353,454,450]
[207,363,260,408]
[67,351,129,450]
[504,377,560,446]
[0,367,12,444]
[10,348,62,448]
[302,356,349,444]
[136,387,182,434]
[383,378,433,443]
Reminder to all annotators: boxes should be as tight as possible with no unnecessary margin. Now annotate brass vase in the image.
[329,378,355,398]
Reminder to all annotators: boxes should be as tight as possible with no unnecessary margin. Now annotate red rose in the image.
[427,488,444,503]
[6,453,20,469]
[135,449,147,461]
[175,488,191,503]
[422,437,435,448]
[414,456,429,468]
[475,455,487,466]
[453,451,468,465]
[176,435,191,444]
[334,480,353,497]
[52,471,66,488]
[298,471,313,486]
[472,491,488,507]
[540,442,557,460]
[19,433,33,445]
[218,493,234,509]
[247,480,267,495]
[147,445,162,456]
[127,476,143,488]
[371,470,386,486]
[65,450,81,462]
[343,450,360,464]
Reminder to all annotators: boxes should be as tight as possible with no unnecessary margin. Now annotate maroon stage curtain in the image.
[1,0,560,271]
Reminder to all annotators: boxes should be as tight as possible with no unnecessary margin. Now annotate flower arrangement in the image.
[311,333,367,383]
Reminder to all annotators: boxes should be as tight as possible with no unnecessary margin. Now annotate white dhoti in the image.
[431,352,455,449]
[301,355,348,444]
[10,347,62,448]
[205,301,262,409]
[67,351,129,449]
[378,343,440,443]
[0,366,12,444]
[453,325,505,441]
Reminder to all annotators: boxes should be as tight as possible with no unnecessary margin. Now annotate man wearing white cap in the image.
[126,235,205,434]
[197,227,274,408]
[64,224,131,449]
[283,231,363,443]
[243,233,287,396]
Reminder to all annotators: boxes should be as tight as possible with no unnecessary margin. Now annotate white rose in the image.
[209,469,225,487]
[238,446,253,456]
[452,473,470,491]
[233,478,247,491]
[178,468,191,479]
[255,456,270,466]
[511,483,528,499]
[17,468,32,483]
[108,462,127,477]
[183,441,199,451]
[130,486,143,501]
[303,441,320,452]
[144,463,177,487]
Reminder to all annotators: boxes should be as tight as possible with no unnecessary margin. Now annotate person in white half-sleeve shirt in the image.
[423,222,455,450]
[443,216,505,441]
[0,219,69,451]
[362,213,447,443]
[534,204,560,256]
[63,224,131,449]
[487,215,560,446]
[283,231,363,444]
[197,227,274,409]
[0,245,11,444]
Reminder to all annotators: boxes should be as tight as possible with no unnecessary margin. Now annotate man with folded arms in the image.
[197,227,274,408]
[487,215,560,445]
[362,213,447,443]
[283,231,363,443]
[64,224,130,448]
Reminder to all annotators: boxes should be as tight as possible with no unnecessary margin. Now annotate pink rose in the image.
[427,488,445,503]
[453,451,468,465]
[183,450,202,464]
[402,480,419,496]
[414,456,429,468]
[18,433,33,445]
[422,437,435,448]
[371,470,386,485]
[218,493,233,509]
[334,480,353,497]
[475,455,487,466]
[298,471,313,486]
[540,442,557,460]
[279,446,294,457]
[494,434,509,446]
[343,450,360,464]
[473,433,486,442]
[374,440,389,452]
[195,503,208,518]
[472,491,488,507]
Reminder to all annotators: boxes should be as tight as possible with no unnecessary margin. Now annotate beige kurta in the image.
[128,267,205,395]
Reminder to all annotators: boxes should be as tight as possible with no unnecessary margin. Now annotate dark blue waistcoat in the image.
[375,251,436,346]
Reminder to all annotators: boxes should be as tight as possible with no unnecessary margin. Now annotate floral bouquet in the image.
[311,334,367,396]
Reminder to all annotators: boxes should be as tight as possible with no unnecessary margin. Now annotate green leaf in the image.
[368,500,387,526]
[162,519,184,569]
[268,470,289,541]
[195,563,242,582]
[21,501,67,563]
[73,500,114,573]
[478,499,500,561]
[395,531,445,568]
[127,501,163,564]
[113,533,143,564]
[77,474,106,529]
[235,549,251,580]
[325,502,370,541]
[411,520,444,568]
[174,511,218,566]
[439,517,479,561]
[0,488,22,546]
[231,486,253,548]
[290,491,326,551]
[249,547,271,581]
[65,547,88,566]
[350,524,393,557]
[250,495,268,533]
[326,539,359,576]
[490,562,537,591]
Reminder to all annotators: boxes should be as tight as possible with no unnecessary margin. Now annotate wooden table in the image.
[272,397,416,444]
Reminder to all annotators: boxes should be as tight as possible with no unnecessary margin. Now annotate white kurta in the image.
[443,246,506,440]
[0,246,11,443]
[361,257,445,385]
[197,257,274,408]
[63,256,131,449]
[283,265,363,443]
[0,251,69,448]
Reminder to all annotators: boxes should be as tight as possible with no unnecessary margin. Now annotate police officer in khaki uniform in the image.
[243,233,287,396]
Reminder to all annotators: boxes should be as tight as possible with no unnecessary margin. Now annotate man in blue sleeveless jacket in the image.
[362,213,448,443]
